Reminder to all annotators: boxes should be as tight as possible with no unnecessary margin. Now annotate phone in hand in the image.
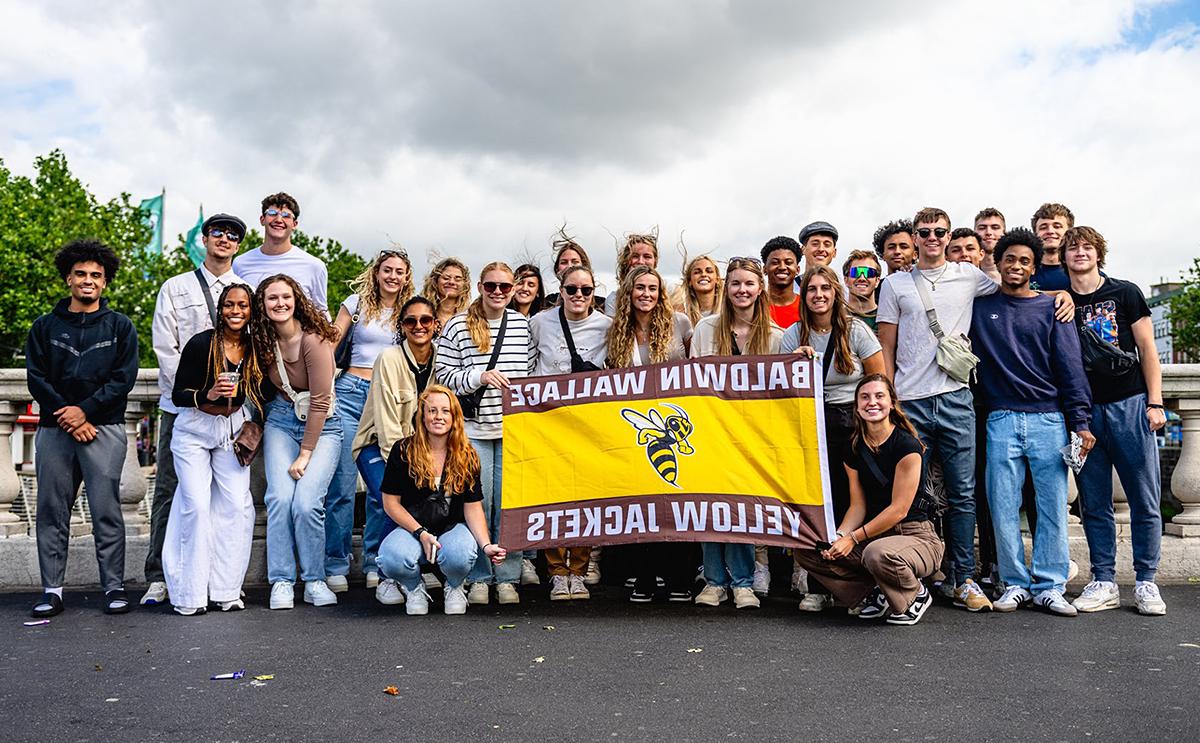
[814,540,833,551]
[427,544,439,564]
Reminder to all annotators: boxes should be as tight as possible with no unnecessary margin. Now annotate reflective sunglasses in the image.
[916,227,949,239]
[846,266,881,279]
[562,285,595,297]
[482,281,514,294]
[401,315,435,329]
[263,207,295,220]
[207,228,243,243]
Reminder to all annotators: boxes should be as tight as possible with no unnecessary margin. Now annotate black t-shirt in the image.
[844,427,930,523]
[1067,277,1150,404]
[380,440,483,535]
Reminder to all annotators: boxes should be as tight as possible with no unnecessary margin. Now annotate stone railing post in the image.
[1163,365,1200,537]
[119,400,151,536]
[0,402,25,536]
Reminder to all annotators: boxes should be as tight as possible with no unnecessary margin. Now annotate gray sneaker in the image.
[140,581,168,606]
[1072,581,1120,612]
[1134,582,1166,616]
[1033,588,1077,617]
[404,584,431,615]
[444,585,468,615]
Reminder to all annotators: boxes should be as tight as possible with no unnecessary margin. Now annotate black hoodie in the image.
[25,297,139,427]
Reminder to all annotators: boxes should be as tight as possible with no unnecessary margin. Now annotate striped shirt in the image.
[436,309,536,440]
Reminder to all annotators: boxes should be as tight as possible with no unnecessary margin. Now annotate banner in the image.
[500,355,834,551]
[138,192,164,255]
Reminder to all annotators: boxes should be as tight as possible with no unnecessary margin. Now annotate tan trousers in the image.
[545,546,591,577]
[793,520,943,614]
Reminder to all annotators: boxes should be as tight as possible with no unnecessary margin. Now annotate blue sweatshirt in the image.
[969,292,1091,432]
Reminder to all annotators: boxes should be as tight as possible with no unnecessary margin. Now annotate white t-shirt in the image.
[529,307,613,376]
[779,318,882,405]
[690,315,783,358]
[233,246,329,311]
[633,312,693,366]
[876,262,998,401]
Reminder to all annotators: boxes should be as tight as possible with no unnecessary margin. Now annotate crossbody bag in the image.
[273,342,337,422]
[559,307,602,373]
[911,268,979,384]
[458,312,507,420]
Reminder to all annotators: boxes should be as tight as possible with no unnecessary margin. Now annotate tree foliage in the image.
[1171,256,1200,359]
[0,150,364,368]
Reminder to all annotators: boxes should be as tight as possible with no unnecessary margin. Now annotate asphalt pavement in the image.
[3,584,1199,742]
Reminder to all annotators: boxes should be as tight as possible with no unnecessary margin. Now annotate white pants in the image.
[162,408,254,608]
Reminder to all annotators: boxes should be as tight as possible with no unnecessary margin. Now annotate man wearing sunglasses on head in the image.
[141,213,249,606]
[232,192,329,312]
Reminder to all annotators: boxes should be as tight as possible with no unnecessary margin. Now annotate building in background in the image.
[1149,281,1194,364]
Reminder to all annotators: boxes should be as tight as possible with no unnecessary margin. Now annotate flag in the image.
[138,192,164,255]
[499,355,834,551]
[184,206,205,267]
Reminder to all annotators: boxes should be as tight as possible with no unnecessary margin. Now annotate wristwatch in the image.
[412,527,427,539]
[835,530,846,540]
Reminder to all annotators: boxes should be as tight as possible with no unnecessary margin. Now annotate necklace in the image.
[919,264,950,291]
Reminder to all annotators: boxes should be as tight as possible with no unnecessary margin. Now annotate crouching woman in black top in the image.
[793,374,943,626]
[377,385,508,616]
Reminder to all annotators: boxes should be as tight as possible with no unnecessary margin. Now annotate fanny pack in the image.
[274,341,336,422]
[912,268,979,384]
[1077,322,1139,378]
[458,312,507,420]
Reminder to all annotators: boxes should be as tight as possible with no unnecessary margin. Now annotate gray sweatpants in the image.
[144,410,177,582]
[35,424,127,591]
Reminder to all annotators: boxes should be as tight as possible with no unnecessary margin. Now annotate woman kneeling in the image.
[377,385,507,615]
[794,374,943,626]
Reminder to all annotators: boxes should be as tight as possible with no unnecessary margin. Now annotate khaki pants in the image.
[793,520,943,614]
[545,546,591,577]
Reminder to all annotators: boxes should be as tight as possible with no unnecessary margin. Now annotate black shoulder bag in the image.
[458,311,507,420]
[1077,323,1139,378]
[560,307,602,373]
[194,268,218,326]
[334,300,360,371]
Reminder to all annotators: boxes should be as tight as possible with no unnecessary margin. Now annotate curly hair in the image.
[54,239,120,283]
[403,385,480,494]
[1062,226,1107,268]
[993,227,1043,267]
[672,254,723,326]
[422,257,472,320]
[797,266,855,376]
[760,236,802,265]
[209,283,265,414]
[616,229,659,282]
[872,219,913,257]
[464,262,514,354]
[251,273,339,366]
[261,192,300,220]
[606,266,675,367]
[714,258,774,356]
[347,248,413,334]
[509,263,546,316]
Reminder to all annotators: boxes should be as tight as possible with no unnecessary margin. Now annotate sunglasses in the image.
[482,281,514,294]
[207,228,242,243]
[727,256,763,267]
[846,266,881,279]
[916,227,949,238]
[378,248,408,260]
[401,315,435,329]
[562,285,595,297]
[263,207,295,220]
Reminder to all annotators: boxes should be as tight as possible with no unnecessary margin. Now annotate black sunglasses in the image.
[562,285,595,297]
[401,315,435,329]
[208,228,242,243]
[727,256,763,267]
[482,281,514,294]
[916,227,949,238]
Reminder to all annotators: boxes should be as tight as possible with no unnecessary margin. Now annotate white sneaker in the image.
[375,578,405,606]
[1033,588,1077,617]
[218,598,244,612]
[569,575,590,600]
[752,562,771,596]
[1072,580,1120,612]
[467,583,489,605]
[733,586,760,609]
[444,585,468,615]
[521,558,541,585]
[798,593,831,612]
[549,575,571,601]
[993,585,1032,613]
[303,580,338,607]
[365,571,380,589]
[140,581,168,606]
[173,605,206,616]
[325,575,349,593]
[1067,559,1080,584]
[1134,581,1166,616]
[269,581,295,610]
[423,572,442,591]
[791,565,809,594]
[404,584,431,615]
[584,553,602,586]
[694,584,728,606]
[496,582,520,605]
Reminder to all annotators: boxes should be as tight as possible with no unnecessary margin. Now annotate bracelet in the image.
[835,530,846,540]
[412,527,427,539]
[850,530,860,545]
[1147,403,1164,410]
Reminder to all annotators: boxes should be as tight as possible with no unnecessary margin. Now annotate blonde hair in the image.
[465,261,514,353]
[349,248,413,333]
[616,229,659,282]
[714,258,773,356]
[422,257,472,318]
[606,266,674,367]
[404,385,480,493]
[673,254,723,326]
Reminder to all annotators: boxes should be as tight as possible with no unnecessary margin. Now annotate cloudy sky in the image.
[2,0,1197,294]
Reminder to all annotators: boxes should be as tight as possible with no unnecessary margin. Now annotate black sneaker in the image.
[853,587,888,620]
[31,592,64,618]
[886,587,932,626]
[629,587,654,603]
[667,590,693,603]
[104,589,131,615]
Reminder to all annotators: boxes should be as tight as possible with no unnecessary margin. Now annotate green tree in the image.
[1170,256,1200,359]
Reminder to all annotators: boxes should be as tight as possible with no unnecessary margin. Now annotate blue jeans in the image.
[702,542,755,588]
[1077,393,1162,582]
[467,438,521,585]
[355,442,396,574]
[264,397,343,583]
[325,373,370,576]
[903,388,977,586]
[377,522,478,591]
[985,410,1070,594]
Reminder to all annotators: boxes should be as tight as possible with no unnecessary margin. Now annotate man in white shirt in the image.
[231,192,328,311]
[140,214,248,605]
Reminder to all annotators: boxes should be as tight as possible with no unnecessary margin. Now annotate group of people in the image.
[26,193,1168,626]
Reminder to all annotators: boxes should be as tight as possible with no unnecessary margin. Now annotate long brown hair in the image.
[209,283,265,413]
[797,265,855,375]
[606,266,674,367]
[404,385,480,493]
[422,257,472,319]
[349,247,414,333]
[672,254,723,326]
[251,273,339,366]
[850,374,924,454]
[714,258,774,356]
[552,225,592,276]
[464,261,514,353]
